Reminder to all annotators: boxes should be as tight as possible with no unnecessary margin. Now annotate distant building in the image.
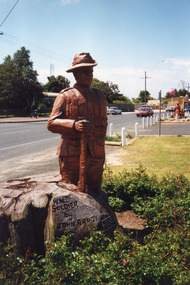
[42,92,59,107]
[148,95,190,109]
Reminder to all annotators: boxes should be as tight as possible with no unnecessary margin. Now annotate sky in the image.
[1,0,190,100]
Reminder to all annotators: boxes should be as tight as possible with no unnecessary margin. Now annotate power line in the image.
[0,32,70,64]
[0,0,20,28]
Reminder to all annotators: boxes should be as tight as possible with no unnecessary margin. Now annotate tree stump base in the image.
[0,173,118,256]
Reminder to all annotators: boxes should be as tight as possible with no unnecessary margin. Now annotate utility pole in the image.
[186,83,190,92]
[158,90,162,136]
[50,64,54,76]
[141,71,151,103]
[184,83,190,98]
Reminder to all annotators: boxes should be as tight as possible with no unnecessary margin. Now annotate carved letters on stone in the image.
[49,194,103,239]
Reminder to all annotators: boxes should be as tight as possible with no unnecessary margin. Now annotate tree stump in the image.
[0,173,118,256]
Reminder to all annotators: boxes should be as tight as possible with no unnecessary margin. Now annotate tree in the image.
[91,78,128,103]
[133,97,143,103]
[165,89,189,98]
[0,47,43,109]
[43,75,70,92]
[138,90,151,103]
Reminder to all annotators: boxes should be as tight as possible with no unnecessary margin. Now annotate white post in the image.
[150,116,153,126]
[176,114,178,121]
[135,122,139,138]
[162,113,165,120]
[153,115,156,125]
[146,116,149,127]
[142,117,145,129]
[121,127,126,146]
[156,114,159,122]
[109,123,113,136]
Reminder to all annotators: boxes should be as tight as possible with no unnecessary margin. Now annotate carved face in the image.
[74,67,93,87]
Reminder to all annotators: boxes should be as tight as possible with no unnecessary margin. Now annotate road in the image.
[0,121,60,182]
[107,112,139,136]
[0,112,189,182]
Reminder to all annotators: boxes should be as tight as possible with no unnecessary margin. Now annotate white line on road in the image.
[4,130,30,134]
[0,136,59,151]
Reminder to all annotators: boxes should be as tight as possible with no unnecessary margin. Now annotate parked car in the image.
[107,107,115,115]
[107,107,122,115]
[166,106,175,112]
[141,105,150,108]
[136,107,154,117]
[110,107,122,115]
[184,106,190,117]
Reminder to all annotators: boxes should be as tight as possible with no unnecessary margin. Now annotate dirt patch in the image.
[116,211,146,230]
[105,138,137,166]
[105,145,123,165]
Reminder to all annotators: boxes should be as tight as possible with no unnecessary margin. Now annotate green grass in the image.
[106,133,134,142]
[105,134,121,142]
[0,115,15,118]
[109,136,190,180]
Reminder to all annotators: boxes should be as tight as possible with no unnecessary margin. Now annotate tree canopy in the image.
[0,47,43,109]
[165,88,190,98]
[91,78,130,103]
[133,90,151,103]
[43,75,70,92]
[139,90,151,102]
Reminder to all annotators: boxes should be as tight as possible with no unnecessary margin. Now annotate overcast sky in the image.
[1,0,190,99]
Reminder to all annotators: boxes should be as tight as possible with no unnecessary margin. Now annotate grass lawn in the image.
[109,136,190,180]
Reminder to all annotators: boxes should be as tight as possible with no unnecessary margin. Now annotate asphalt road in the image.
[0,112,189,182]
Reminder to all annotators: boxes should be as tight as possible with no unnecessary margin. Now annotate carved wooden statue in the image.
[47,53,107,193]
[174,103,181,117]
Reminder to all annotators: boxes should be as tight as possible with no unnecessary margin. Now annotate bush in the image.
[102,166,160,210]
[37,103,47,111]
[102,166,190,229]
[105,134,121,142]
[0,168,190,284]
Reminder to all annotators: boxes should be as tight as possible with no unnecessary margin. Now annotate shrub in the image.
[102,166,160,210]
[105,133,121,142]
[37,103,47,111]
[0,168,190,284]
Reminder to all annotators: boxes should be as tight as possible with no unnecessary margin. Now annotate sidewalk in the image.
[1,115,189,136]
[139,121,190,136]
[0,116,49,123]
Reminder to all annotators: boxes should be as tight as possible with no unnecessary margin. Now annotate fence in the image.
[0,108,52,118]
[107,103,134,112]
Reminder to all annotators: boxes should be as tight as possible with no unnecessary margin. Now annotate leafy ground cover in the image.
[105,133,133,142]
[109,136,190,180]
[0,167,189,284]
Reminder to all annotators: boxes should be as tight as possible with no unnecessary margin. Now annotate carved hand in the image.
[75,119,90,132]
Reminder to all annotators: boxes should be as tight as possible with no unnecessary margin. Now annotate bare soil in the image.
[116,211,146,230]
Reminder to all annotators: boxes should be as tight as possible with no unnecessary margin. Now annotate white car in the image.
[184,106,190,117]
[166,106,175,112]
[107,107,115,115]
[107,107,122,115]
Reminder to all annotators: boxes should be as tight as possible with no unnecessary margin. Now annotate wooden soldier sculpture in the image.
[174,103,181,117]
[47,52,107,194]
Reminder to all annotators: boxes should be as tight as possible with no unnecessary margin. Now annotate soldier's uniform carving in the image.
[47,53,107,193]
